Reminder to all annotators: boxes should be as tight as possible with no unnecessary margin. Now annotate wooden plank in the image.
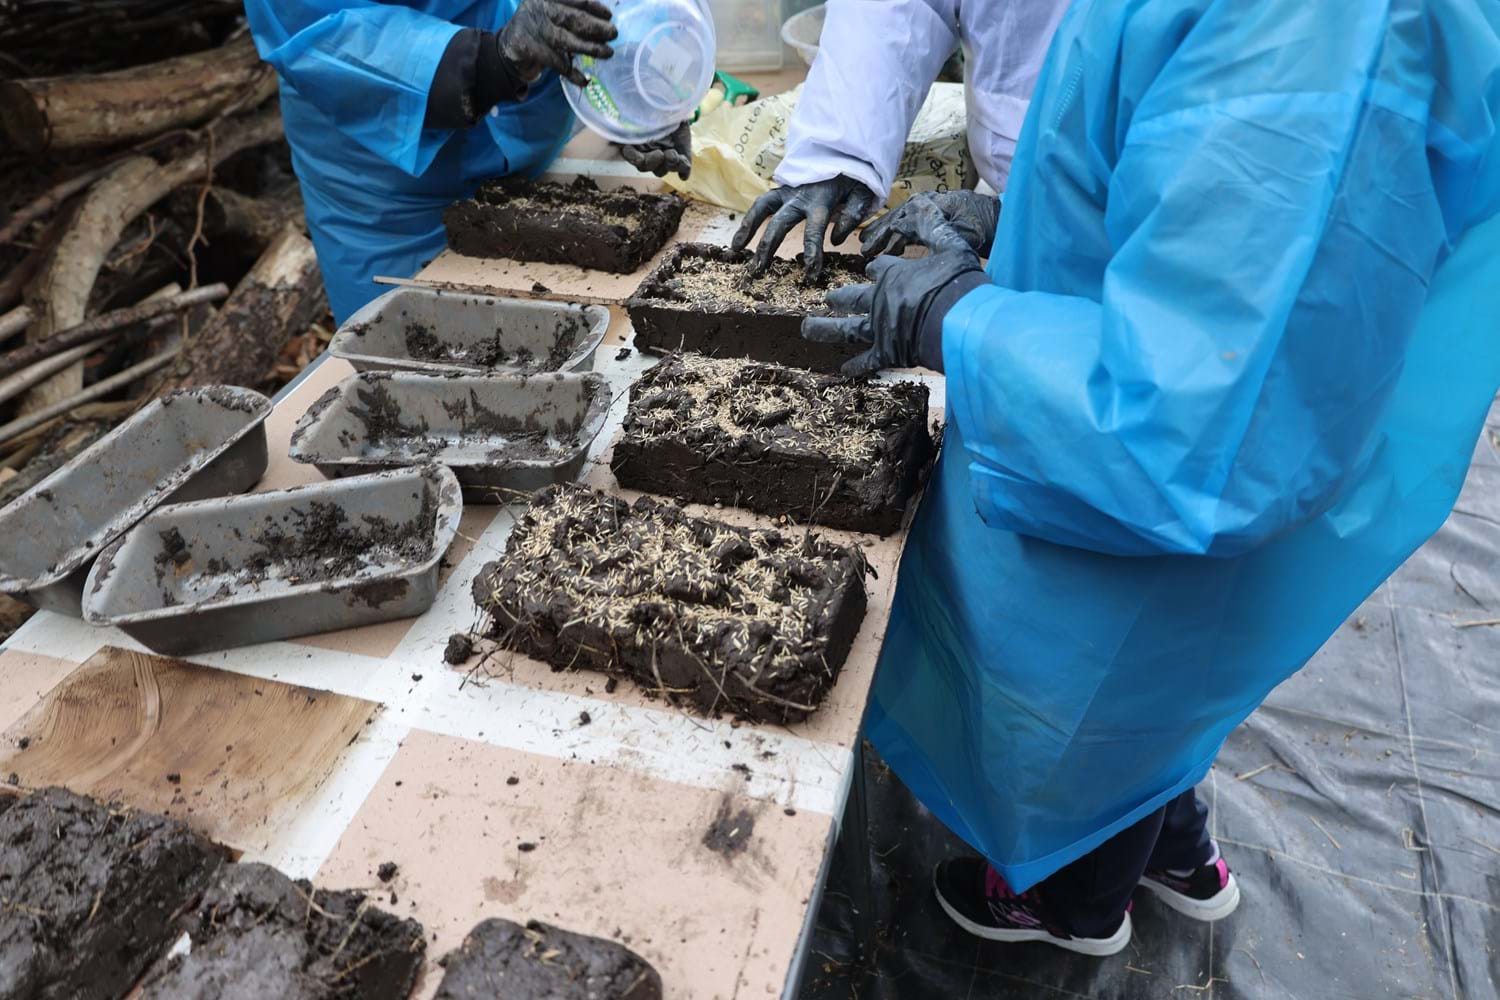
[0,645,378,855]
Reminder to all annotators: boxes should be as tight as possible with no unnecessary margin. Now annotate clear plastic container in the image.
[565,0,717,144]
[707,0,784,72]
[780,3,824,67]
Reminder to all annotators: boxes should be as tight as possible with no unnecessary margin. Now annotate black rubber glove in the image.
[619,121,692,178]
[426,29,534,128]
[802,240,985,377]
[861,190,1001,258]
[498,0,617,88]
[729,176,880,282]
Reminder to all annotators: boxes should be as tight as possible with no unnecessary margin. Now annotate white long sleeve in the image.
[775,0,959,197]
[775,0,1069,194]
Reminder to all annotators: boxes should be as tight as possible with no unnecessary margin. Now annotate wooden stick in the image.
[0,243,42,315]
[0,306,30,344]
[0,283,225,376]
[0,401,134,464]
[0,164,113,246]
[373,273,615,307]
[0,348,180,446]
[0,283,180,407]
[0,341,105,408]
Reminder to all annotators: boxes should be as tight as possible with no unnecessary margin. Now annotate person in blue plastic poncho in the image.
[762,0,1500,955]
[244,1,694,323]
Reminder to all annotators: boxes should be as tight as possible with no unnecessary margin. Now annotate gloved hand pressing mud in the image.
[730,176,881,282]
[802,222,986,377]
[498,0,618,87]
[619,121,692,178]
[861,190,1001,258]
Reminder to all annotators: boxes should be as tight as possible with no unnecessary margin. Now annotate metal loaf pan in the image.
[287,371,610,504]
[0,386,271,616]
[82,465,462,656]
[329,286,609,376]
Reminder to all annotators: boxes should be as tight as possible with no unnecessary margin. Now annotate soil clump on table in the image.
[444,632,474,664]
[444,176,685,273]
[625,243,870,371]
[472,484,869,723]
[138,862,425,1000]
[434,918,661,1000]
[612,355,935,535]
[0,786,226,1000]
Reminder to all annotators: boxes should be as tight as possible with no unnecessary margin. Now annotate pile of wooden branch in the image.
[0,0,247,79]
[0,19,327,513]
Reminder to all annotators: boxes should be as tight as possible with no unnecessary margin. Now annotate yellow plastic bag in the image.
[666,82,972,211]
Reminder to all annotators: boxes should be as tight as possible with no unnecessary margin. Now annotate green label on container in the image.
[578,56,621,122]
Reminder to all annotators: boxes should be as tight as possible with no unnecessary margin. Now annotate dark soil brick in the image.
[625,243,869,372]
[472,485,868,723]
[611,355,935,535]
[444,177,685,273]
[0,786,226,1000]
[139,862,425,1000]
[435,918,660,1000]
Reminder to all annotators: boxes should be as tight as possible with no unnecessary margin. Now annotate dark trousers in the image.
[1038,789,1213,937]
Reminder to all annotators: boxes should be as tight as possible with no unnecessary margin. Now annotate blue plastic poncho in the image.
[244,1,577,322]
[867,0,1500,891]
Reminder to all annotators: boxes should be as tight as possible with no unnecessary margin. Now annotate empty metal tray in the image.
[0,386,271,616]
[83,465,462,656]
[329,286,609,376]
[287,370,610,503]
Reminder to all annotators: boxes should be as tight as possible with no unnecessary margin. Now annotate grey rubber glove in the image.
[729,175,880,282]
[861,190,1001,258]
[802,224,985,377]
[498,0,617,88]
[619,121,692,178]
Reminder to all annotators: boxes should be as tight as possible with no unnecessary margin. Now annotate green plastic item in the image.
[693,70,760,121]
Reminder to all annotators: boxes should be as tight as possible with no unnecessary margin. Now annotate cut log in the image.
[20,105,282,413]
[154,224,323,392]
[0,35,276,153]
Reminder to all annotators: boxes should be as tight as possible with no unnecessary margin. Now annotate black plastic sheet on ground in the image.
[800,398,1500,1000]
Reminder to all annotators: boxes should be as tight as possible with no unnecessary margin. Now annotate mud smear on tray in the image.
[473,484,869,723]
[402,315,584,374]
[341,377,590,464]
[141,487,439,611]
[239,494,439,590]
[613,355,935,535]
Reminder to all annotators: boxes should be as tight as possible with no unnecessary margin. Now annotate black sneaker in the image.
[1138,851,1241,921]
[933,857,1132,956]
